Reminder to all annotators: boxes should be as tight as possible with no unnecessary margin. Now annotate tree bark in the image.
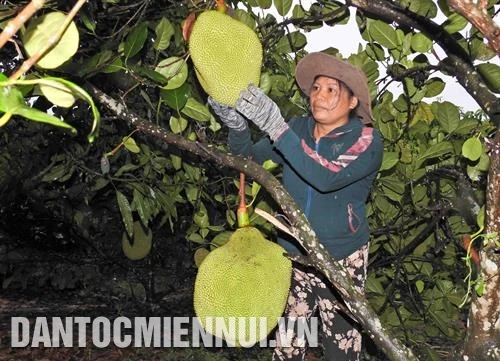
[447,0,500,54]
[463,131,500,361]
[88,84,420,361]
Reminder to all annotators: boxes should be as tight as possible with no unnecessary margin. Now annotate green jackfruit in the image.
[193,227,292,346]
[188,10,262,106]
[122,221,152,261]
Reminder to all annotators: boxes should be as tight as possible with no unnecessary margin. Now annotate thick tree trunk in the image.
[462,131,500,360]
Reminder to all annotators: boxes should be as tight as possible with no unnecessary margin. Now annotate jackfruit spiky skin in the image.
[193,227,292,347]
[189,10,262,106]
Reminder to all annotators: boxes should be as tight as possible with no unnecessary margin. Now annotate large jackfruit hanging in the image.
[194,227,292,347]
[188,10,263,106]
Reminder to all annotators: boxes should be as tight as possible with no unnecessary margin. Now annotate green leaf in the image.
[466,163,481,182]
[424,78,445,97]
[415,280,425,293]
[160,83,189,111]
[124,22,148,59]
[462,137,482,161]
[455,118,480,135]
[41,162,74,182]
[211,231,233,249]
[476,152,490,171]
[116,190,134,238]
[114,163,139,177]
[366,277,386,295]
[411,102,434,127]
[23,12,80,69]
[155,57,188,90]
[475,277,485,296]
[409,0,438,17]
[129,64,168,85]
[100,154,110,175]
[262,159,279,171]
[181,97,212,122]
[169,116,188,134]
[274,0,293,16]
[233,9,257,30]
[411,32,433,53]
[80,11,96,33]
[38,80,76,108]
[470,37,497,61]
[442,12,468,34]
[377,119,399,142]
[40,77,100,142]
[380,152,399,171]
[187,232,204,244]
[251,181,261,198]
[422,346,444,361]
[259,72,272,94]
[258,0,272,9]
[132,188,150,226]
[416,141,454,167]
[365,43,386,61]
[477,63,500,93]
[0,81,26,112]
[275,31,307,53]
[5,76,100,142]
[170,154,182,170]
[369,20,398,49]
[78,50,113,76]
[102,58,123,74]
[153,17,174,51]
[436,101,460,134]
[193,203,209,228]
[123,137,141,153]
[15,106,77,133]
[379,177,405,203]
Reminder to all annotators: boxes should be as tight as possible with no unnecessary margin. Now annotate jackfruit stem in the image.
[237,172,250,228]
[215,0,228,13]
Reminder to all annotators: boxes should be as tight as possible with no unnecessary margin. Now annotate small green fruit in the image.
[122,221,152,261]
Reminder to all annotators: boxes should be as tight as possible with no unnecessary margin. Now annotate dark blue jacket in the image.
[228,115,383,260]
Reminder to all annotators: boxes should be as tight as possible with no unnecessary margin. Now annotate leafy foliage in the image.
[0,0,497,359]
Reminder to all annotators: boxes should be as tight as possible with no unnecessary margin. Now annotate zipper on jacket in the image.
[304,141,320,216]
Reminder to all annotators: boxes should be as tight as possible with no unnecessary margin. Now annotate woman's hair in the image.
[339,80,358,117]
[339,79,354,97]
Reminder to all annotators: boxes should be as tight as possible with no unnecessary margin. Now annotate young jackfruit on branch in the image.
[188,10,262,106]
[193,227,292,347]
[122,221,152,261]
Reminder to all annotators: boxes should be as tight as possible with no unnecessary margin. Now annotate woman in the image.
[208,52,383,361]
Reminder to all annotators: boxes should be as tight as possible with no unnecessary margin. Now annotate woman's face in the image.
[309,76,358,127]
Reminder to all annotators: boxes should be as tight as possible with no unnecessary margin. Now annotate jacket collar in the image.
[307,116,363,140]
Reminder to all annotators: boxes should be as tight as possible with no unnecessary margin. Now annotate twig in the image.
[0,0,45,50]
[9,0,87,80]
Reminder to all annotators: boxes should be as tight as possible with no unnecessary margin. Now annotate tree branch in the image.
[87,84,420,361]
[447,0,500,54]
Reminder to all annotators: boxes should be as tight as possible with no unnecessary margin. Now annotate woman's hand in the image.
[235,85,288,140]
[207,97,248,131]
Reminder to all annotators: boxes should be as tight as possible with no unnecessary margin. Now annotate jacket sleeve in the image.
[273,126,383,192]
[227,128,284,165]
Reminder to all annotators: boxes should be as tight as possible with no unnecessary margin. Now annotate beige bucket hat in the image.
[295,52,374,124]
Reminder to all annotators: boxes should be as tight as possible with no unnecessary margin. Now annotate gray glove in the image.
[235,84,288,141]
[207,97,248,132]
